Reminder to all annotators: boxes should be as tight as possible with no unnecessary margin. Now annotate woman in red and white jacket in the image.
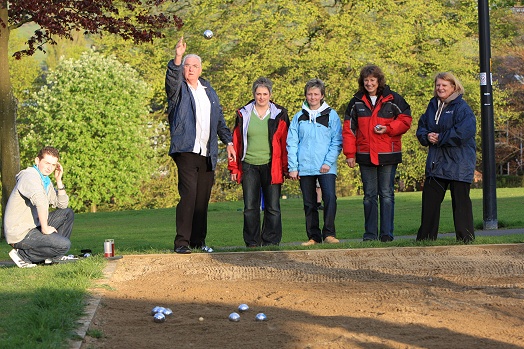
[343,65,412,242]
[228,77,289,247]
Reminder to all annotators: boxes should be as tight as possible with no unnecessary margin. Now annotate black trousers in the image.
[417,177,475,243]
[172,152,214,249]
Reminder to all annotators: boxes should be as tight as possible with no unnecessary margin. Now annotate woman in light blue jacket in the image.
[287,78,342,246]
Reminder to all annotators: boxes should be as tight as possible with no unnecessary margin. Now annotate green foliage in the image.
[8,34,42,104]
[6,0,524,211]
[18,51,153,212]
[168,0,488,190]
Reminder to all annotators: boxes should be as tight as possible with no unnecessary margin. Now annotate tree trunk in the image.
[0,5,21,240]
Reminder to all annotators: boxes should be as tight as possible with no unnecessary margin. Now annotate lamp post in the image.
[478,0,498,229]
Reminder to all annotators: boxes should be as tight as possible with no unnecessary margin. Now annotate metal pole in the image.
[478,0,498,229]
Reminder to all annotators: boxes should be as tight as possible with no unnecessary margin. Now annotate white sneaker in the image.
[58,254,78,260]
[55,255,79,263]
[9,249,37,268]
[201,246,214,253]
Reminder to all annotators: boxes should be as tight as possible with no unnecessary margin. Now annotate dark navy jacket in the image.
[416,94,476,183]
[165,60,232,170]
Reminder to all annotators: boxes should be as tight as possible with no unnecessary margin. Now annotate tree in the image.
[172,0,484,191]
[18,51,153,212]
[0,0,181,236]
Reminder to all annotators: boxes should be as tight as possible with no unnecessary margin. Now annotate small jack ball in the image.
[203,29,214,39]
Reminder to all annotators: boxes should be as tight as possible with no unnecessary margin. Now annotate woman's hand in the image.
[374,125,387,134]
[346,158,356,168]
[428,132,439,145]
[289,171,299,180]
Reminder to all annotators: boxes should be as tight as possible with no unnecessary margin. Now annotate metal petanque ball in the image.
[203,29,214,39]
[162,308,173,316]
[153,312,166,323]
[229,312,240,322]
[151,306,162,316]
[255,313,267,321]
[238,303,249,313]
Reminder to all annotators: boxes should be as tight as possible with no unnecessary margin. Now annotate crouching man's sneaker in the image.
[9,249,37,268]
[44,255,78,265]
[56,255,79,263]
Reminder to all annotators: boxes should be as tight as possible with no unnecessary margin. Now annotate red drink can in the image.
[104,239,115,257]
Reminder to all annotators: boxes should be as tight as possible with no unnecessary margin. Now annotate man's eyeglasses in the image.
[184,64,201,69]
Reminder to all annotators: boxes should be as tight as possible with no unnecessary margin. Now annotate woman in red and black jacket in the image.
[343,65,412,242]
[228,77,289,247]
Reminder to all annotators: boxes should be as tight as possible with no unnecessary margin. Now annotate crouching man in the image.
[5,146,75,268]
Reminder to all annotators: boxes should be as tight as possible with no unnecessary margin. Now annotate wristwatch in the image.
[57,185,65,190]
[227,142,234,146]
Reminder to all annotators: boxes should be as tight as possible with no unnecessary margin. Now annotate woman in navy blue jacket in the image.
[416,72,476,243]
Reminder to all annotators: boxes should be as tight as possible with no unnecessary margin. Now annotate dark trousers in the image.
[15,208,74,263]
[299,174,337,242]
[417,177,475,243]
[241,162,282,246]
[173,152,214,249]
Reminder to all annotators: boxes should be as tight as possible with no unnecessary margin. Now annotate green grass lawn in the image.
[35,187,524,254]
[0,187,523,348]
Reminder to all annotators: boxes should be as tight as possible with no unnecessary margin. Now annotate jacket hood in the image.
[302,101,330,123]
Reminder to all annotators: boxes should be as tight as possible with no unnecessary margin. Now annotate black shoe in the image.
[175,246,191,254]
[380,235,393,242]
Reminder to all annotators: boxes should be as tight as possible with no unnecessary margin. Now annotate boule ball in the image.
[203,29,214,39]
[151,306,162,316]
[238,303,249,313]
[228,312,240,322]
[162,308,173,316]
[153,312,166,323]
[255,313,267,321]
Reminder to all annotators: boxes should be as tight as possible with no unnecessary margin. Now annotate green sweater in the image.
[244,112,270,165]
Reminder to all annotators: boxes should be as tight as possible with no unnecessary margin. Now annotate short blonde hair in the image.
[434,72,465,97]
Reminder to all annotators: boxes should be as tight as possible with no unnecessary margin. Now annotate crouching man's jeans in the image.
[14,208,75,263]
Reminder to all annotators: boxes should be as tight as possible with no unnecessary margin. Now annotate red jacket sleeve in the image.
[342,119,357,159]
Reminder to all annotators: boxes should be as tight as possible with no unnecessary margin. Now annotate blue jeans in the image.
[360,164,397,240]
[242,162,282,246]
[299,174,337,242]
[14,208,74,263]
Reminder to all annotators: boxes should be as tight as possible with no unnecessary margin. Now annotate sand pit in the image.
[82,244,524,349]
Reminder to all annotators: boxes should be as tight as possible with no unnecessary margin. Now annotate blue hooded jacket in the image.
[416,94,476,183]
[287,101,342,176]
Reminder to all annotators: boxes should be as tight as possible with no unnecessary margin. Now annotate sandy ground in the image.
[82,244,524,349]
